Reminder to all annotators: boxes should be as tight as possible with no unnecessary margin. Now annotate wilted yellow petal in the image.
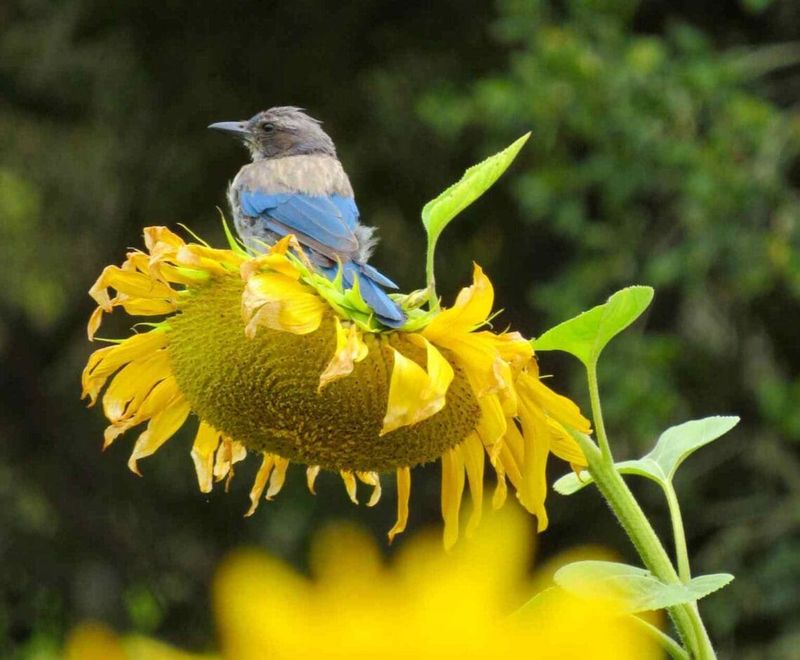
[424,263,494,338]
[306,465,320,494]
[519,371,591,434]
[547,419,586,466]
[89,265,176,311]
[127,397,191,475]
[461,433,484,537]
[176,243,244,273]
[101,350,171,423]
[214,437,248,483]
[82,329,168,405]
[388,467,411,543]
[143,225,185,255]
[266,457,289,499]
[102,376,180,450]
[441,446,466,550]
[242,272,324,336]
[191,422,222,493]
[318,318,369,390]
[381,339,454,435]
[340,470,358,504]
[516,395,550,532]
[118,296,177,317]
[474,393,508,457]
[87,306,104,341]
[240,243,303,281]
[356,471,382,507]
[246,454,276,517]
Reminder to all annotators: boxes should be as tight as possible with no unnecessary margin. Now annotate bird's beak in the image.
[208,121,250,137]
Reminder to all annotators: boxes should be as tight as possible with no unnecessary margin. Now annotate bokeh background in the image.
[2,0,800,657]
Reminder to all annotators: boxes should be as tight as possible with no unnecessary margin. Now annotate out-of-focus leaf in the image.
[554,561,734,613]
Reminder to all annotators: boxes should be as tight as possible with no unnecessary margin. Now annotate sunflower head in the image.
[82,135,591,546]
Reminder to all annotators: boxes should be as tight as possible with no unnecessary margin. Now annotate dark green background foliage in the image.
[1,0,799,656]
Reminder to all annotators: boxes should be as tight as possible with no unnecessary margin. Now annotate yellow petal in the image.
[214,437,247,483]
[441,446,466,550]
[519,371,591,434]
[381,339,454,435]
[119,296,177,317]
[340,471,358,504]
[516,396,551,532]
[89,265,176,310]
[242,272,324,336]
[102,375,180,450]
[423,263,494,339]
[435,333,507,398]
[388,467,411,543]
[127,397,191,475]
[101,350,171,423]
[266,457,289,499]
[176,243,244,273]
[246,454,276,517]
[240,245,303,281]
[143,226,185,255]
[318,318,369,391]
[461,433,485,537]
[82,329,168,405]
[547,418,587,466]
[474,393,508,457]
[306,465,321,494]
[191,422,222,493]
[356,471,382,507]
[87,306,104,341]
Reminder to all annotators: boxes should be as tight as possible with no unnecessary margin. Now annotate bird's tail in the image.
[322,262,406,328]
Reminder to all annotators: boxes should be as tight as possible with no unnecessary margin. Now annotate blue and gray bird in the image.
[209,106,405,327]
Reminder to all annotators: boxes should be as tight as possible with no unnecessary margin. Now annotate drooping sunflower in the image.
[82,223,589,546]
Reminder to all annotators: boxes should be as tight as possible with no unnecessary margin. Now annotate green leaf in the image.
[533,286,654,367]
[645,416,740,482]
[554,416,739,494]
[421,132,530,245]
[554,561,734,613]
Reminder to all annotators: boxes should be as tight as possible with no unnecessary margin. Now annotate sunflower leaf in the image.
[554,561,734,613]
[554,416,740,495]
[421,132,530,245]
[643,416,740,482]
[533,286,654,368]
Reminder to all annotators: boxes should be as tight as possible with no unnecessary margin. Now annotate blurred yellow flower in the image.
[214,508,658,659]
[65,508,658,659]
[82,226,590,545]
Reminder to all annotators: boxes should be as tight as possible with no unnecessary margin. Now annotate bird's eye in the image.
[261,122,275,133]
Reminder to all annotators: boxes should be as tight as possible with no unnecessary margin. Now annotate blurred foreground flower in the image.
[82,226,589,544]
[65,509,657,659]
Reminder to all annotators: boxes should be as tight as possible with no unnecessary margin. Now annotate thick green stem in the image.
[580,363,717,659]
[664,482,691,582]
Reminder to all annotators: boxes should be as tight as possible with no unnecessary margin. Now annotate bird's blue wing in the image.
[240,191,359,255]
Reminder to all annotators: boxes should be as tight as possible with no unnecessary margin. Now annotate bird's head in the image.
[208,107,336,161]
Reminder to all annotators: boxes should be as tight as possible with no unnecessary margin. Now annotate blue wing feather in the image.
[322,262,405,326]
[240,191,359,254]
